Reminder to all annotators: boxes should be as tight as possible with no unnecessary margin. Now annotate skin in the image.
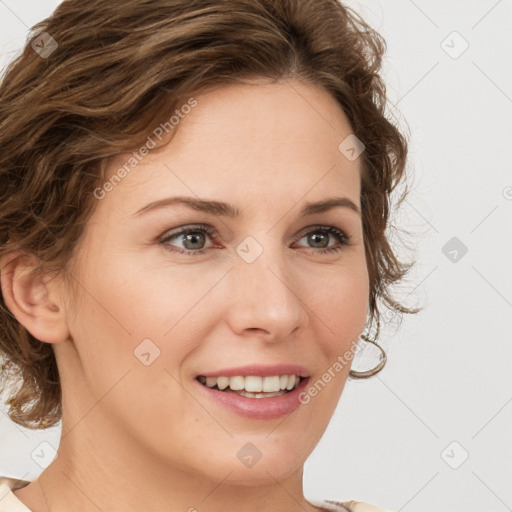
[3,78,369,512]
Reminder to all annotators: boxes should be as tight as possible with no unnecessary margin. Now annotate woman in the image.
[0,0,418,510]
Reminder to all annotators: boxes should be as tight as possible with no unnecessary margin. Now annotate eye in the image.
[159,224,351,256]
[293,225,351,254]
[159,224,218,255]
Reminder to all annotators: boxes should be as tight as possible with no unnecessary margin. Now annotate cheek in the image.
[110,261,228,349]
[68,254,228,370]
[298,266,368,412]
[62,260,197,434]
[300,260,369,343]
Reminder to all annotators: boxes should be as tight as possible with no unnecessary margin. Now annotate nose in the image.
[225,244,309,343]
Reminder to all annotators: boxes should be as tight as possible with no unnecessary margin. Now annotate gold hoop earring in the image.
[349,333,387,379]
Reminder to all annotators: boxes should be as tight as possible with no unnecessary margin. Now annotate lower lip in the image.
[195,377,310,420]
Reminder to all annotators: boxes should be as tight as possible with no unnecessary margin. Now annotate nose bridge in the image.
[227,234,308,340]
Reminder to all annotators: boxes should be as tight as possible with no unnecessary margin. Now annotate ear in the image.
[0,252,70,344]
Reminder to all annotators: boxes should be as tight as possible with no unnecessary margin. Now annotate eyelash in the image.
[159,224,351,256]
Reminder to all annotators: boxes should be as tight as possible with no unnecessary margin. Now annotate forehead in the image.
[101,80,362,215]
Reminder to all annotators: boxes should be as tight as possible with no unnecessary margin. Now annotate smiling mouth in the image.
[196,374,304,398]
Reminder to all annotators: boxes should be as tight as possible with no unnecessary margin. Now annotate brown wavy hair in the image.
[0,0,419,429]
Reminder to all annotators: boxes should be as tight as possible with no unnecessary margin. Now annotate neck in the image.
[31,415,320,512]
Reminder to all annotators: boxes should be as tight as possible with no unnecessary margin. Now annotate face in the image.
[55,79,369,485]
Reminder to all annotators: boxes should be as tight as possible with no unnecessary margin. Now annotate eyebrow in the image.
[133,195,361,218]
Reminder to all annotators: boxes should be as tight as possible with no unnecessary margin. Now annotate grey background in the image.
[0,1,511,511]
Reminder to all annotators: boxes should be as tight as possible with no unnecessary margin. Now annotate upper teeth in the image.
[199,375,300,393]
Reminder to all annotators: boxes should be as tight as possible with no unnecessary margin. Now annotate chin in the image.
[218,443,307,486]
[222,461,304,487]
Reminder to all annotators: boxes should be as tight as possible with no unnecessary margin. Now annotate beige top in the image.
[0,476,393,512]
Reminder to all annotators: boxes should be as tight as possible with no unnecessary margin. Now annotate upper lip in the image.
[197,364,310,378]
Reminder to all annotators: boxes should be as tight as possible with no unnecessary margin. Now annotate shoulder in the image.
[327,499,395,512]
[1,479,395,512]
[0,476,32,511]
[309,498,394,512]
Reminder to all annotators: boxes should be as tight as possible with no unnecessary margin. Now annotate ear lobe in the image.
[0,252,70,344]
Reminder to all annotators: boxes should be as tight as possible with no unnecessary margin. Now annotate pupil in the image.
[309,232,328,248]
[184,232,204,249]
